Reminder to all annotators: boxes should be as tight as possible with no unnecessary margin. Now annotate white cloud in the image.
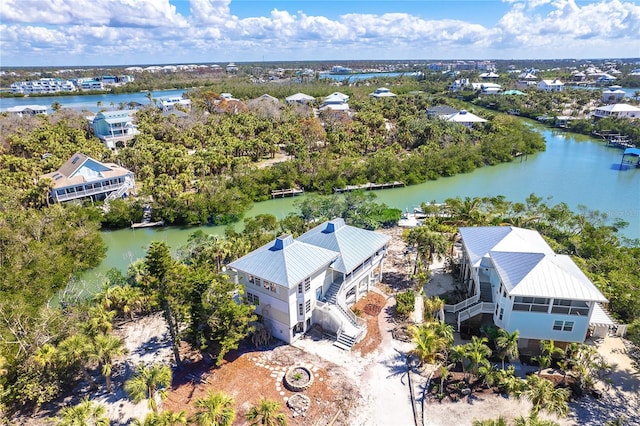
[0,0,638,66]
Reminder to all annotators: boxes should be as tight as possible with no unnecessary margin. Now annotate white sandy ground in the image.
[24,237,638,426]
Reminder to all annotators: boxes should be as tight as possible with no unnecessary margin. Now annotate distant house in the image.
[285,93,315,105]
[449,79,481,92]
[538,79,564,92]
[479,72,499,79]
[319,92,350,112]
[480,83,501,95]
[226,63,238,73]
[158,96,191,112]
[40,153,135,204]
[602,86,626,104]
[450,226,610,347]
[330,65,352,74]
[426,105,459,119]
[445,110,487,127]
[91,110,139,149]
[7,105,48,117]
[369,87,397,98]
[593,103,640,120]
[227,218,390,348]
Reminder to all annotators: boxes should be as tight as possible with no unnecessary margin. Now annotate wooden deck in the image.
[271,188,304,198]
[333,181,405,193]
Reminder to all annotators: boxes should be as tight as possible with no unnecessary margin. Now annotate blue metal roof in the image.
[623,147,640,157]
[297,218,391,273]
[228,235,339,288]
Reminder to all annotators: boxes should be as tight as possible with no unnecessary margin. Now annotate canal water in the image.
[71,125,639,295]
[0,89,187,113]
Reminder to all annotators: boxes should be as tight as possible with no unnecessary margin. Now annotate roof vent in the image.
[270,235,294,251]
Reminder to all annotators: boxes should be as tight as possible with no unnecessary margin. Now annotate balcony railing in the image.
[54,182,126,202]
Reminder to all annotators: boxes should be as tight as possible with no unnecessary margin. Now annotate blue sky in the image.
[1,0,638,67]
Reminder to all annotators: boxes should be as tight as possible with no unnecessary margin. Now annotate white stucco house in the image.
[227,218,390,349]
[602,86,626,104]
[319,92,350,112]
[158,96,191,112]
[445,110,487,128]
[6,105,48,116]
[285,93,315,105]
[449,226,610,351]
[369,87,397,98]
[593,103,640,120]
[538,79,564,92]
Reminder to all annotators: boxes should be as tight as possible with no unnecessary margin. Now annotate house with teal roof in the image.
[227,218,390,349]
[91,110,139,149]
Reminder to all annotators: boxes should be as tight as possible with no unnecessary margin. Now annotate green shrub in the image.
[395,290,416,319]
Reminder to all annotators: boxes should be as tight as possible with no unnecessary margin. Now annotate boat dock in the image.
[620,147,640,168]
[271,188,304,198]
[131,220,165,229]
[333,181,405,194]
[594,132,636,149]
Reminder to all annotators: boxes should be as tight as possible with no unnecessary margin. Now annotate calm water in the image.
[319,72,413,81]
[72,125,639,294]
[0,89,187,113]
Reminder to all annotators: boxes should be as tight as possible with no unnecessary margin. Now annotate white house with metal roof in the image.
[319,92,350,112]
[445,110,487,128]
[369,87,397,98]
[227,218,390,349]
[40,153,135,204]
[449,226,609,350]
[6,105,48,117]
[285,93,315,105]
[593,103,640,120]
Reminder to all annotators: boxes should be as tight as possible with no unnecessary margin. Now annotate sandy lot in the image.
[22,227,640,426]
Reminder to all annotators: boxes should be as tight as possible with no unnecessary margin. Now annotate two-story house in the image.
[449,226,609,351]
[227,218,390,349]
[91,110,139,149]
[40,153,135,204]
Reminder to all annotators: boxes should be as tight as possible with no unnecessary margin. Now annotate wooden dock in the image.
[333,181,405,194]
[131,220,165,229]
[271,188,304,198]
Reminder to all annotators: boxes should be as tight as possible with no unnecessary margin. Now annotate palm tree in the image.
[472,416,508,426]
[56,397,109,426]
[193,391,236,426]
[513,410,560,426]
[33,343,58,369]
[410,324,449,365]
[125,363,172,414]
[423,296,445,322]
[523,375,570,417]
[495,329,520,369]
[450,345,471,383]
[90,333,127,393]
[132,411,187,426]
[465,337,492,385]
[245,399,287,426]
[405,225,450,274]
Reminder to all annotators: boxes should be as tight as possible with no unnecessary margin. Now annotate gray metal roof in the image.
[297,218,391,273]
[490,251,607,302]
[459,226,553,267]
[227,235,339,288]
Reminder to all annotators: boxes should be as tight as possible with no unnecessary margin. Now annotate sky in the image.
[1,0,639,67]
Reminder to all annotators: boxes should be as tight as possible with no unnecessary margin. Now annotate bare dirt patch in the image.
[352,292,387,357]
[163,343,360,425]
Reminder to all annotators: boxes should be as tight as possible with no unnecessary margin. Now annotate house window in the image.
[513,296,550,313]
[246,292,259,306]
[551,299,589,316]
[298,283,303,294]
[305,300,311,313]
[248,275,254,284]
[553,320,574,332]
[499,308,504,321]
[304,277,311,292]
[263,280,276,293]
[298,303,304,316]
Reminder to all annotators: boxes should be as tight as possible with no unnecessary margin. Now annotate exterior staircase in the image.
[105,176,135,203]
[322,281,365,350]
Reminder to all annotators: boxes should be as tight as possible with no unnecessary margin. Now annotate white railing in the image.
[444,293,480,313]
[456,302,495,331]
[55,182,125,202]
